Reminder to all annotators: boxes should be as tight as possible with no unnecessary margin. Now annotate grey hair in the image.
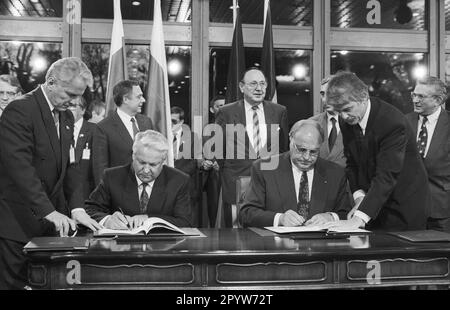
[289,119,325,145]
[326,71,369,108]
[133,130,169,156]
[45,57,93,88]
[416,76,447,104]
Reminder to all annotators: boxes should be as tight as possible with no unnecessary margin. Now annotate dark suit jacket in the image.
[92,111,153,185]
[341,97,429,231]
[309,112,346,167]
[215,100,289,204]
[406,108,450,218]
[85,164,193,227]
[239,153,351,228]
[68,120,96,201]
[0,87,83,243]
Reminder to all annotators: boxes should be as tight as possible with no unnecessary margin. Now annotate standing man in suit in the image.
[239,120,351,228]
[0,74,23,118]
[309,76,346,167]
[67,96,96,200]
[92,80,153,185]
[216,67,289,227]
[324,71,429,231]
[0,57,101,289]
[407,76,450,232]
[85,130,192,228]
[171,106,202,226]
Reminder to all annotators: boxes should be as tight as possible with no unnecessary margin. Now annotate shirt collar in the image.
[244,100,262,111]
[358,98,371,131]
[41,85,55,113]
[117,107,135,123]
[420,106,441,124]
[326,111,338,122]
[74,118,83,130]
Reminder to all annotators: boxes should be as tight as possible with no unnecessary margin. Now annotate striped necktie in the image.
[252,105,261,158]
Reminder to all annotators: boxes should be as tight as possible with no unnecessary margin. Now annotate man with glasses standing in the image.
[239,120,351,228]
[407,77,450,232]
[0,74,22,118]
[324,71,429,232]
[216,67,289,227]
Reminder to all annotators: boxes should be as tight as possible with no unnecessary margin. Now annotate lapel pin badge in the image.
[79,134,84,138]
[66,125,70,130]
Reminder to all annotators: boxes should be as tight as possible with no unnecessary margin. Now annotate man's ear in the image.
[239,82,245,93]
[47,77,56,88]
[209,107,215,114]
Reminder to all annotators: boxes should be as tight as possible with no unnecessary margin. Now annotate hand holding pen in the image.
[117,207,131,230]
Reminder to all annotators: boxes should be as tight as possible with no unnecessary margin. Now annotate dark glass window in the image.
[0,0,62,17]
[82,0,191,22]
[331,0,427,30]
[0,41,62,92]
[210,0,313,26]
[331,51,428,114]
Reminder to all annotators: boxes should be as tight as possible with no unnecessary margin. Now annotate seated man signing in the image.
[85,130,193,229]
[239,120,351,227]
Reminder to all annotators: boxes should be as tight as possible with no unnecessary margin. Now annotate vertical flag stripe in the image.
[105,0,127,116]
[261,0,277,102]
[225,1,245,104]
[144,0,174,167]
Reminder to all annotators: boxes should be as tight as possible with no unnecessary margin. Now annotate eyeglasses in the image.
[292,143,320,158]
[244,81,267,90]
[411,92,435,101]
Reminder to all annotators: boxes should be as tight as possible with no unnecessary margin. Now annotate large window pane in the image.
[210,0,313,26]
[82,44,192,124]
[445,0,450,31]
[210,48,312,127]
[444,54,450,110]
[331,51,427,114]
[0,41,62,92]
[82,0,191,22]
[0,0,62,17]
[331,0,427,30]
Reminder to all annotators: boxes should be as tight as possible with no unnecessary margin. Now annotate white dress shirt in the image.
[244,100,267,149]
[73,118,83,147]
[416,106,441,157]
[326,112,341,137]
[352,99,371,224]
[273,162,340,226]
[99,176,155,225]
[116,108,139,139]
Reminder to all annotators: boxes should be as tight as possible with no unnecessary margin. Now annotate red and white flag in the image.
[105,0,128,116]
[144,0,174,167]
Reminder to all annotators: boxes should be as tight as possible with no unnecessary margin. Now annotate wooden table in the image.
[24,229,450,289]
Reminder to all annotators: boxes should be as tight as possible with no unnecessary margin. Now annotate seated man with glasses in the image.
[239,119,351,228]
[85,130,193,229]
[0,74,23,118]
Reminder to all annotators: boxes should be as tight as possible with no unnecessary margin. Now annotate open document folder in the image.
[264,225,370,234]
[94,217,201,237]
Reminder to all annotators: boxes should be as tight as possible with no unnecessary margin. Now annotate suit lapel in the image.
[59,111,72,177]
[147,167,167,214]
[112,111,134,148]
[426,108,449,163]
[234,101,252,154]
[35,87,61,171]
[310,159,328,215]
[275,153,297,211]
[263,101,273,150]
[319,113,330,157]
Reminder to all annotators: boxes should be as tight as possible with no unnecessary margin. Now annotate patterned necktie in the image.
[297,171,309,220]
[131,117,139,138]
[417,116,428,158]
[139,182,149,214]
[52,109,60,139]
[252,105,261,158]
[328,117,337,151]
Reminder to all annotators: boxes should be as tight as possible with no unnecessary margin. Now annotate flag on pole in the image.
[144,0,174,167]
[261,0,277,102]
[225,0,245,104]
[105,0,128,116]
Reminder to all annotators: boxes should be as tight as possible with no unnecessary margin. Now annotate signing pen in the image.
[118,207,131,229]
